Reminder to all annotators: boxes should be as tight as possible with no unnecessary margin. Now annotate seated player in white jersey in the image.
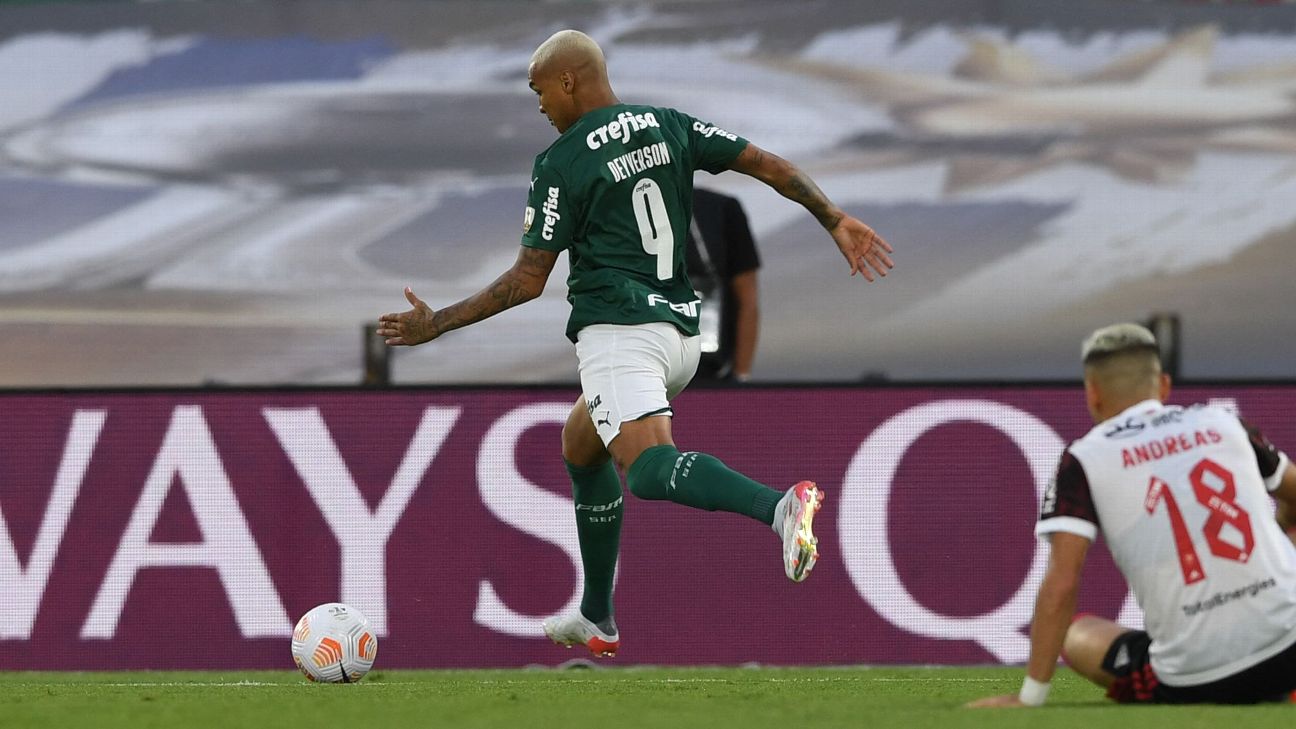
[970,323,1296,707]
[377,29,894,658]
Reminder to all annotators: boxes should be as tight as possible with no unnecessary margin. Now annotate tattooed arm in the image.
[728,143,894,281]
[378,246,560,346]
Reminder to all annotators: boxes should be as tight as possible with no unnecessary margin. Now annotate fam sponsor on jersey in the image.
[646,293,700,317]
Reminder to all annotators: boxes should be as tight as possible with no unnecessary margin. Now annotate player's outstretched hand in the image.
[965,694,1026,709]
[377,287,438,346]
[831,215,893,281]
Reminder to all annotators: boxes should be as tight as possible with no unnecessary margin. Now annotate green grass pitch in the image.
[1,666,1291,729]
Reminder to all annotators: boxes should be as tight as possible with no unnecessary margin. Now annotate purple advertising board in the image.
[1,385,1293,670]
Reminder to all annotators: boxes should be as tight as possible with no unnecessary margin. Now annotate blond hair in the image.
[1082,323,1162,398]
[530,30,606,73]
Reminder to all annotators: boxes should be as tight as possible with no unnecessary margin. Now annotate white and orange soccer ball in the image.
[290,603,378,683]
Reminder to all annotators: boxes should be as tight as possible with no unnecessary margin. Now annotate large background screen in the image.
[3,384,1292,669]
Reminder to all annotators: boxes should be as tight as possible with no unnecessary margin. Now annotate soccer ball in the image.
[290,603,378,683]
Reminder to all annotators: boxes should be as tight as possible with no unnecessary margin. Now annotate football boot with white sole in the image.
[780,481,823,582]
[542,612,619,657]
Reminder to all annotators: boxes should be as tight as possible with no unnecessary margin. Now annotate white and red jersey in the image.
[1038,399,1296,686]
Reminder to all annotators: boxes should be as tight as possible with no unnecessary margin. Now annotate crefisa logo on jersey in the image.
[691,121,738,142]
[585,111,661,150]
[541,187,561,241]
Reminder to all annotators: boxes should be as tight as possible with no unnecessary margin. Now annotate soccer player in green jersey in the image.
[378,29,894,657]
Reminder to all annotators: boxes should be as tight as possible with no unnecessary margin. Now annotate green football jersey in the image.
[520,104,749,342]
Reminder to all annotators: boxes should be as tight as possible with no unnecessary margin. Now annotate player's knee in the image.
[560,426,584,465]
[626,444,679,500]
[1061,613,1092,664]
[1061,618,1088,665]
[561,418,603,467]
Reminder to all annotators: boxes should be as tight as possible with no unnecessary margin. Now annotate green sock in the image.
[564,459,623,625]
[625,444,782,525]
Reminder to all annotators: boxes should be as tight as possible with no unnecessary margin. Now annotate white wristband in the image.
[1018,676,1050,707]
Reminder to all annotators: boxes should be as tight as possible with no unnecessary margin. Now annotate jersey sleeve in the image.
[676,110,749,174]
[520,159,575,251]
[1036,449,1100,541]
[1239,416,1290,492]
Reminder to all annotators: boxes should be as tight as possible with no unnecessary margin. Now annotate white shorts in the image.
[575,322,700,447]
